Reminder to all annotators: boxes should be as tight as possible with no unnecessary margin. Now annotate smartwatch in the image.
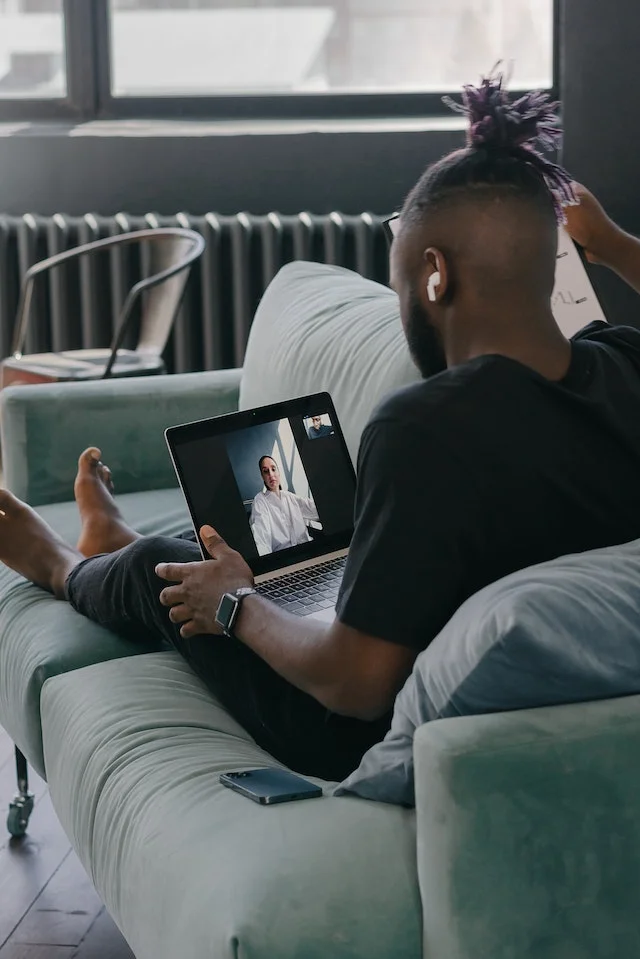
[215,587,257,638]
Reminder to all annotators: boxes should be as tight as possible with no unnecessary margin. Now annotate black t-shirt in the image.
[336,322,640,651]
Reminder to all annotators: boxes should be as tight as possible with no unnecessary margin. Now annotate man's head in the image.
[389,70,577,378]
[311,416,322,431]
[259,455,281,492]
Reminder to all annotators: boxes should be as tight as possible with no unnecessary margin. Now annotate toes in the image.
[0,489,19,515]
[98,465,115,493]
[78,447,102,473]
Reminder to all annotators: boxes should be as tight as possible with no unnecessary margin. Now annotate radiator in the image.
[0,212,391,374]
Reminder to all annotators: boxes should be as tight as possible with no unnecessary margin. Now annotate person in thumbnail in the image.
[250,455,320,556]
[307,415,334,440]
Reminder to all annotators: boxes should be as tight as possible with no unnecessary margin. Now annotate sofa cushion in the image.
[414,696,640,959]
[337,537,640,807]
[0,487,190,777]
[42,652,421,959]
[240,262,420,463]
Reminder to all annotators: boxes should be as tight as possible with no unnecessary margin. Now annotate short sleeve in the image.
[336,418,472,650]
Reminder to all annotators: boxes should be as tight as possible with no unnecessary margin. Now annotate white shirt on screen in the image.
[250,488,319,556]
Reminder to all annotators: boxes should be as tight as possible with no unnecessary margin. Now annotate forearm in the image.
[234,596,407,720]
[235,596,348,713]
[598,227,640,295]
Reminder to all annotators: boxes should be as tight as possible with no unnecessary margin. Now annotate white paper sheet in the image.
[552,227,608,337]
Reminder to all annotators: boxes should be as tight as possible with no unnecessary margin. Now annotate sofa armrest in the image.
[414,695,640,959]
[1,369,242,506]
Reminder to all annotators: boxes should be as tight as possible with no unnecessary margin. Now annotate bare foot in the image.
[0,490,81,598]
[74,447,141,558]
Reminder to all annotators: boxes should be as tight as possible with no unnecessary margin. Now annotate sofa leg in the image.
[6,746,34,839]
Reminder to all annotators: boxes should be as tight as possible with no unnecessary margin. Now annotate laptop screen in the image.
[166,393,356,575]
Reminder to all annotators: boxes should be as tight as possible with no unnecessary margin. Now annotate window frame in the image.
[0,0,97,122]
[0,0,560,123]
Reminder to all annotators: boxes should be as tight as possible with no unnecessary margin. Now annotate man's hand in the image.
[564,182,623,265]
[156,526,254,639]
[157,528,416,720]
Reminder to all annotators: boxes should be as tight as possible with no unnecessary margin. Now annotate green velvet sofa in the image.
[1,263,639,959]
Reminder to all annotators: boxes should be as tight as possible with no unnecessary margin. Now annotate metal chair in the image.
[1,227,205,386]
[4,228,205,837]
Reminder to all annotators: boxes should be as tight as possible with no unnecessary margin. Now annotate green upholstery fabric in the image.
[7,264,639,958]
[0,487,190,778]
[42,653,421,959]
[414,696,640,959]
[240,263,419,464]
[1,368,241,506]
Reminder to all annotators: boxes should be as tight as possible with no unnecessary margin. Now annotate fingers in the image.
[155,562,189,582]
[159,584,185,607]
[200,525,228,559]
[168,604,191,625]
[180,620,200,640]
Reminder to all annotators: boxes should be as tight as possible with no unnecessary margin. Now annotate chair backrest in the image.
[135,230,205,357]
[9,227,205,378]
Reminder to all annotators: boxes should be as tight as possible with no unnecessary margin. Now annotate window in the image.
[109,0,554,98]
[0,0,556,120]
[0,0,65,98]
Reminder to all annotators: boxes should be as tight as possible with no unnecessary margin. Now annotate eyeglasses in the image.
[382,213,401,245]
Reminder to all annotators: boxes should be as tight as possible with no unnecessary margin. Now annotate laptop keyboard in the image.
[257,555,346,616]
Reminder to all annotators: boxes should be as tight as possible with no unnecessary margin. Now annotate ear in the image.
[423,247,448,304]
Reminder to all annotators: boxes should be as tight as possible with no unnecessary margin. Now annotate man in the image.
[3,76,640,782]
[250,455,319,555]
[307,416,334,440]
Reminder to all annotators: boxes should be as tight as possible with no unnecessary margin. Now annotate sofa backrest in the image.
[239,262,420,464]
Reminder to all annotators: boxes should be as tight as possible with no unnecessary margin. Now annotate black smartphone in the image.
[220,768,323,805]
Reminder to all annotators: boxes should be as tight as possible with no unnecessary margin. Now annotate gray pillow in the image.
[239,261,419,464]
[336,537,640,807]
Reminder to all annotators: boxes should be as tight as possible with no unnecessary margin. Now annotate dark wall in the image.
[562,0,640,325]
[0,125,462,217]
[562,0,639,229]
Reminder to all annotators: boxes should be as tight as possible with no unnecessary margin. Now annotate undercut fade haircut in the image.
[403,65,577,227]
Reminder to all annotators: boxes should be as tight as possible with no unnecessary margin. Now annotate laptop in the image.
[165,392,355,624]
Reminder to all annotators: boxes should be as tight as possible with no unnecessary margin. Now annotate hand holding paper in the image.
[564,184,640,298]
[564,183,622,265]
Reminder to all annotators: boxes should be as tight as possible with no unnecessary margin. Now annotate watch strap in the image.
[216,586,257,637]
[234,587,258,600]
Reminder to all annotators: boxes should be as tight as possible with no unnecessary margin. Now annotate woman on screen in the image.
[250,455,320,556]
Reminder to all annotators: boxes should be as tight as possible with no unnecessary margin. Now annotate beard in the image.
[404,295,448,379]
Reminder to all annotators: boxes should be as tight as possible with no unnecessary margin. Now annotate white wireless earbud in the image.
[427,271,441,303]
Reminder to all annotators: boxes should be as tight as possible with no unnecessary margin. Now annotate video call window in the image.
[226,417,323,557]
[304,412,335,440]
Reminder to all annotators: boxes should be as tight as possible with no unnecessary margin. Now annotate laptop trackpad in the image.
[307,606,336,624]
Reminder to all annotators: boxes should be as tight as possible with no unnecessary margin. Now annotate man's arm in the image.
[155,532,416,721]
[235,598,416,721]
[157,416,464,722]
[565,183,640,295]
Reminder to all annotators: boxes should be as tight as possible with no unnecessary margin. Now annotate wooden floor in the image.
[0,723,135,959]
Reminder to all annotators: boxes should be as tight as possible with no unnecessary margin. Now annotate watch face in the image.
[216,593,237,629]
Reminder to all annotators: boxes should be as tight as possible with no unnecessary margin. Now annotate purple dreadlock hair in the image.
[403,66,577,225]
